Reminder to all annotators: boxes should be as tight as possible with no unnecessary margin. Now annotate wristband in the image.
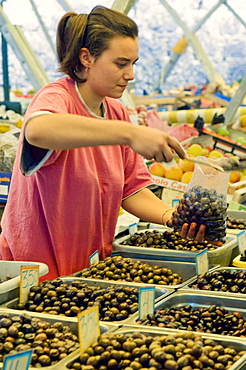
[161,208,174,226]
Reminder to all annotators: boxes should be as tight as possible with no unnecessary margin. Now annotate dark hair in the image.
[56,5,138,82]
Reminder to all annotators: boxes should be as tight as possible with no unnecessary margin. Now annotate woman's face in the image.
[85,36,139,100]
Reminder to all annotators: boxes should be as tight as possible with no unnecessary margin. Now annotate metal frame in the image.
[153,0,246,93]
[0,0,244,118]
[0,4,50,91]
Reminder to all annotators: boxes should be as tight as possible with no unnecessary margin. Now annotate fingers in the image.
[168,136,186,159]
[180,223,206,242]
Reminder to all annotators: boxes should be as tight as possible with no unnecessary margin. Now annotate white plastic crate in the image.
[0,261,49,304]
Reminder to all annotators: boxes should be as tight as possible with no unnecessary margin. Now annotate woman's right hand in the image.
[129,125,186,162]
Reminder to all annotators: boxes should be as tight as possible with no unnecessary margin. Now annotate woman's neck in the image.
[77,83,103,116]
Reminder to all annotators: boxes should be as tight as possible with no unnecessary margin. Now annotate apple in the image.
[229,171,241,183]
[208,150,224,159]
[178,155,195,172]
[165,166,183,181]
[181,171,194,184]
[187,144,204,157]
[148,162,166,177]
[217,127,230,137]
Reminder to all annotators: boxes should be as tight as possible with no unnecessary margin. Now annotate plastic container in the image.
[113,228,238,267]
[233,254,246,268]
[123,290,246,332]
[0,261,49,304]
[227,209,246,235]
[0,277,174,326]
[72,257,217,291]
[0,307,110,369]
[182,266,246,299]
[64,326,246,370]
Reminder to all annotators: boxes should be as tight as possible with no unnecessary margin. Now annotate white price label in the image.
[139,287,155,321]
[89,250,99,265]
[237,231,246,254]
[172,198,180,207]
[196,249,209,275]
[129,223,138,235]
[3,350,33,370]
[19,266,39,304]
[78,305,100,354]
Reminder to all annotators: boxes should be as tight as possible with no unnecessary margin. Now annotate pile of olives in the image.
[0,312,79,367]
[121,229,219,251]
[137,304,246,336]
[170,185,227,243]
[227,216,246,230]
[68,330,246,370]
[189,269,246,293]
[0,274,13,283]
[77,256,184,285]
[15,278,138,322]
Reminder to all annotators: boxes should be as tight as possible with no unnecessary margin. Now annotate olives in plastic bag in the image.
[170,157,229,243]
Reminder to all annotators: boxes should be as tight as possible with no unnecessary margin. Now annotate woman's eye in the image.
[117,63,126,68]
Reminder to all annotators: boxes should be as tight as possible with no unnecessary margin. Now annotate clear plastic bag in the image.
[0,127,20,172]
[170,157,229,242]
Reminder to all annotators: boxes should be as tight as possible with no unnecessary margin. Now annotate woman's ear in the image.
[79,48,92,68]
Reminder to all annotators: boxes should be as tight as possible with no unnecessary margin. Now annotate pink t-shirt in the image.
[0,77,153,280]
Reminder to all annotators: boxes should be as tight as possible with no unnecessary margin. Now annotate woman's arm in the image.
[122,187,206,241]
[25,113,186,162]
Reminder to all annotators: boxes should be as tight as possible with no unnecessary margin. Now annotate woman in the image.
[0,6,205,280]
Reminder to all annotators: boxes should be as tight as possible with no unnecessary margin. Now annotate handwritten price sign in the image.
[139,287,155,321]
[19,266,39,304]
[78,305,100,354]
[3,350,33,370]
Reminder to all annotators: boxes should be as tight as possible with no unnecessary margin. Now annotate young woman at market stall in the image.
[0,5,205,280]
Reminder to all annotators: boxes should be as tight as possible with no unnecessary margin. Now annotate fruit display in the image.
[68,330,246,370]
[0,312,79,366]
[137,304,246,337]
[170,185,227,243]
[189,269,246,294]
[120,229,220,251]
[14,278,138,322]
[76,256,184,286]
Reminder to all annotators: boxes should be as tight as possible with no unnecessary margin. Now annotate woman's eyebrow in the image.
[116,57,139,63]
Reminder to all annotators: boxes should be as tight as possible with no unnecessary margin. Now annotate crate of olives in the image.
[0,277,174,325]
[226,210,246,235]
[181,267,246,299]
[63,326,246,370]
[0,261,49,304]
[124,291,246,338]
[0,308,109,369]
[113,228,238,266]
[72,255,211,290]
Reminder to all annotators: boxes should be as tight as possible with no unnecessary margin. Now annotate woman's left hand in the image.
[179,222,206,242]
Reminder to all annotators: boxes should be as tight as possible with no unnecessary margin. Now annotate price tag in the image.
[138,287,155,321]
[129,223,138,235]
[172,199,180,207]
[78,305,100,354]
[3,349,33,370]
[195,249,209,275]
[89,250,99,265]
[19,266,39,304]
[237,230,246,254]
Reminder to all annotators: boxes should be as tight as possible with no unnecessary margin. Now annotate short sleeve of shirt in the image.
[20,82,74,175]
